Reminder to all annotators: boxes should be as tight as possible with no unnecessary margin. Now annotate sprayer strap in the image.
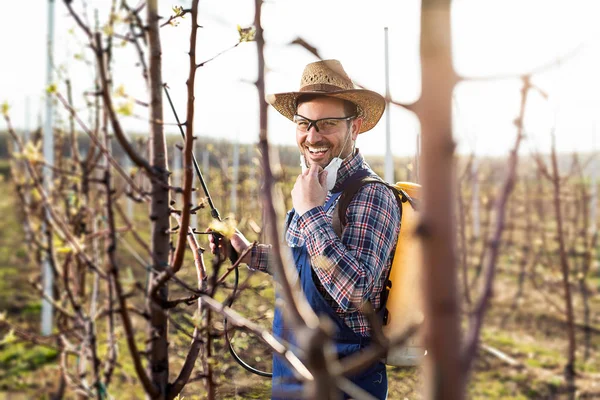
[332,177,405,237]
[331,175,404,321]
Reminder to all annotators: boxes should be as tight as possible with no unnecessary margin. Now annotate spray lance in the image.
[163,85,229,235]
[163,85,271,377]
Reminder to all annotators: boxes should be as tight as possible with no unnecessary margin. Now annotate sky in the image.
[0,0,599,158]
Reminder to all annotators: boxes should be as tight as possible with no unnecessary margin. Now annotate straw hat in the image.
[266,60,385,134]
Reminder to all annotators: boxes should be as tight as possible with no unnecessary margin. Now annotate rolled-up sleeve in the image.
[249,243,272,274]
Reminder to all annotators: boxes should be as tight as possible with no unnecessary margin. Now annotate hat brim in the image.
[266,89,385,134]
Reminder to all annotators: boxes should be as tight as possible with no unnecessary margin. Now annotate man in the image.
[211,60,400,399]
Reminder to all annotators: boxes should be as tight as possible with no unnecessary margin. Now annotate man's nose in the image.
[306,125,322,143]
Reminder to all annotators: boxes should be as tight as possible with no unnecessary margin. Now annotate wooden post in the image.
[415,1,463,398]
[146,0,170,395]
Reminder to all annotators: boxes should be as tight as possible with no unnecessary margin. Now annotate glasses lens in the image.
[294,116,310,132]
[316,119,343,134]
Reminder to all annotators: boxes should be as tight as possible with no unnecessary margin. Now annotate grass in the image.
[0,159,10,178]
[0,180,56,395]
[0,342,58,391]
[0,169,599,399]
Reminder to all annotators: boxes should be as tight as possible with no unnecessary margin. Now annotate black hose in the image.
[224,266,272,377]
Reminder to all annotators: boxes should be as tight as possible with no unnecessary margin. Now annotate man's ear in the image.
[351,118,363,140]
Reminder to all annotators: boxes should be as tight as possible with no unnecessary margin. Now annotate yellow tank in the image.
[383,182,427,366]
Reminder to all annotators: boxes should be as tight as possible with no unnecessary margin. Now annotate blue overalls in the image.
[272,177,388,400]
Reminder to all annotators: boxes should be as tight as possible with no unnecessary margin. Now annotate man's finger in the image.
[205,228,214,242]
[309,163,322,177]
[302,164,311,176]
[319,170,328,186]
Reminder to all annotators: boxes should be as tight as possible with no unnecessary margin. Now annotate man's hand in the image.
[291,163,328,216]
[208,229,252,264]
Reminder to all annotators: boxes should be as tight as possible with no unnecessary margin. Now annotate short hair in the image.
[296,94,358,117]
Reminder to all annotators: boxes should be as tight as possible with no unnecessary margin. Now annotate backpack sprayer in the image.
[163,85,271,377]
[382,182,426,366]
[333,178,427,366]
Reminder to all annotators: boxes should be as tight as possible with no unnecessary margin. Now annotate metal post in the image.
[231,138,239,217]
[41,0,55,336]
[202,148,212,209]
[125,152,134,220]
[590,173,597,234]
[248,146,256,200]
[172,143,181,188]
[471,156,480,239]
[23,97,31,207]
[590,125,598,304]
[591,125,597,236]
[24,97,31,143]
[384,27,394,184]
[22,97,31,179]
[202,148,210,184]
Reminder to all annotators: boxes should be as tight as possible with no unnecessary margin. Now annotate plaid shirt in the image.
[250,150,400,337]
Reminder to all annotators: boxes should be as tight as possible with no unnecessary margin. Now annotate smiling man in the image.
[211,60,400,399]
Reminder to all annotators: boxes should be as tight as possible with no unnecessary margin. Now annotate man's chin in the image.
[305,153,332,169]
[305,159,330,170]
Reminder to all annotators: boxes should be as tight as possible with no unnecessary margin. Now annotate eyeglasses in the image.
[293,114,355,134]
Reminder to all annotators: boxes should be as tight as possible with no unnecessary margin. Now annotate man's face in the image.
[295,97,361,169]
